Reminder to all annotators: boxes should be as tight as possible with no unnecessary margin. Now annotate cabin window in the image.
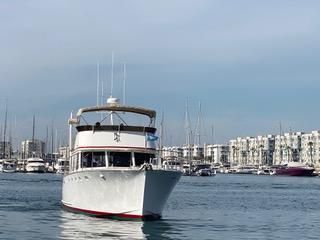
[92,152,106,167]
[81,152,92,168]
[134,153,155,166]
[108,152,131,167]
[81,151,106,168]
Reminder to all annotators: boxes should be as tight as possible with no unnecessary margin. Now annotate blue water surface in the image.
[1,173,320,240]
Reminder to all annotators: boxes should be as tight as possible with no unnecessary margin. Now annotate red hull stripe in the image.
[75,146,155,151]
[62,203,143,219]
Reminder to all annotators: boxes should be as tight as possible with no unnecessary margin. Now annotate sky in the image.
[1,0,320,148]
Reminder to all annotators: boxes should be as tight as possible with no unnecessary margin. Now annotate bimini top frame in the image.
[68,104,157,127]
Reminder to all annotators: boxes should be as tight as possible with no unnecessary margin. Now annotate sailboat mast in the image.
[211,123,214,163]
[110,51,114,98]
[110,52,114,125]
[195,101,202,146]
[45,126,48,156]
[3,99,8,159]
[96,61,100,106]
[69,112,73,154]
[51,122,54,160]
[9,122,12,159]
[159,111,164,153]
[184,99,191,162]
[159,111,164,167]
[32,114,35,157]
[279,121,282,164]
[123,62,126,105]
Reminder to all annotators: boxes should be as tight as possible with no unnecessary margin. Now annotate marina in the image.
[1,173,320,239]
[1,1,320,239]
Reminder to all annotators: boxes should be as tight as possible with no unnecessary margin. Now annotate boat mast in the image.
[96,61,100,106]
[279,121,282,164]
[194,101,202,146]
[185,99,191,164]
[110,52,114,125]
[32,114,35,158]
[211,123,214,163]
[110,51,114,98]
[3,99,8,159]
[69,112,73,153]
[55,128,58,160]
[9,122,12,159]
[159,111,164,167]
[123,62,126,105]
[45,126,48,158]
[51,122,54,161]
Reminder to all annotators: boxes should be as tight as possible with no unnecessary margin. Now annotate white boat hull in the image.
[62,169,181,219]
[26,165,46,173]
[2,161,17,173]
[3,168,16,173]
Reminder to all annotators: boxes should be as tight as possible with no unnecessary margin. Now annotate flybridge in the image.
[68,98,157,127]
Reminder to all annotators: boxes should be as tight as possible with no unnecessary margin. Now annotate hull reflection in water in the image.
[59,211,175,240]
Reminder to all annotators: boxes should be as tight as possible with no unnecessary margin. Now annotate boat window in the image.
[134,153,155,166]
[81,152,92,168]
[108,152,131,167]
[81,152,106,168]
[29,160,43,163]
[62,161,70,167]
[93,152,106,167]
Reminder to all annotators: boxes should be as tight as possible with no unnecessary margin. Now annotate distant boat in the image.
[55,158,69,174]
[197,168,215,177]
[255,167,274,176]
[26,157,46,173]
[162,159,182,171]
[275,162,315,176]
[194,163,216,176]
[16,159,27,172]
[2,159,17,173]
[235,165,256,174]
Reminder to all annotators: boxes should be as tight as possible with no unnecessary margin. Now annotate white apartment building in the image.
[258,135,275,166]
[181,145,203,159]
[230,135,275,166]
[192,145,204,159]
[204,144,229,165]
[229,138,243,166]
[162,146,183,160]
[229,137,251,166]
[273,132,303,165]
[21,139,45,159]
[301,131,320,165]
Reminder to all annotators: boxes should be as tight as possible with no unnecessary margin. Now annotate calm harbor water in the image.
[1,173,320,240]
